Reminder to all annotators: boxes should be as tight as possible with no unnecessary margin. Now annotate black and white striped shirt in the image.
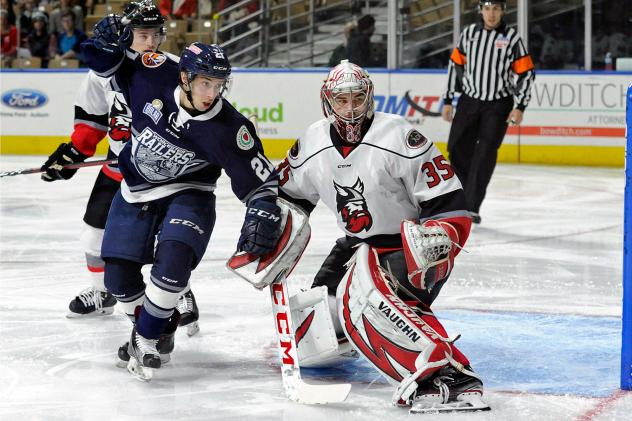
[444,21,535,111]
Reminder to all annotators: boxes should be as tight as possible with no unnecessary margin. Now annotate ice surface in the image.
[1,156,630,420]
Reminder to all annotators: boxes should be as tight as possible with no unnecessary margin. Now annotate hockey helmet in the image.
[123,0,166,34]
[179,43,232,103]
[479,0,506,8]
[180,43,231,80]
[321,60,374,144]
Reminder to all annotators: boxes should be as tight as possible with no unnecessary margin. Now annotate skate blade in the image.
[186,321,200,337]
[119,356,168,368]
[66,307,115,319]
[410,395,490,414]
[127,358,153,382]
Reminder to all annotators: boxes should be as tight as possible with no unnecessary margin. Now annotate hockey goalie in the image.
[230,60,489,412]
[272,60,490,413]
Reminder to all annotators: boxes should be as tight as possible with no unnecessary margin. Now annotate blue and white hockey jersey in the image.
[81,40,277,204]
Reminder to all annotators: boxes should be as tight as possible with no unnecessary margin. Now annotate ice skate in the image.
[126,327,161,381]
[409,365,491,414]
[117,311,180,367]
[66,287,117,318]
[177,290,199,337]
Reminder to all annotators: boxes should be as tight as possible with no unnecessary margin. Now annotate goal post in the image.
[622,83,632,390]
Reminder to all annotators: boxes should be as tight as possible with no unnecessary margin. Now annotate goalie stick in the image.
[231,116,351,403]
[0,159,118,178]
[228,198,351,404]
[270,269,352,404]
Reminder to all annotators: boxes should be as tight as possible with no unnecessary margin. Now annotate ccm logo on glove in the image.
[247,207,281,222]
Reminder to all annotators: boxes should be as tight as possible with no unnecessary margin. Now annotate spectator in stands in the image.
[25,11,56,66]
[1,8,18,62]
[15,0,37,39]
[346,14,376,67]
[49,0,83,34]
[159,0,197,20]
[53,9,86,61]
[0,0,16,25]
[328,21,355,67]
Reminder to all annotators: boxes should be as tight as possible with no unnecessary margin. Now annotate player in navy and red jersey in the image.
[39,2,201,334]
[80,16,281,380]
[277,60,489,413]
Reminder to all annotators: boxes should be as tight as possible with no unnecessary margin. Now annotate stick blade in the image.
[293,381,352,404]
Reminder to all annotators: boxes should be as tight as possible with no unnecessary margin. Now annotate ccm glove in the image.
[118,25,133,50]
[93,14,125,52]
[238,199,282,256]
[41,142,88,182]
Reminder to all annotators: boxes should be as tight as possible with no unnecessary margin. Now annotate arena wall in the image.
[1,69,629,166]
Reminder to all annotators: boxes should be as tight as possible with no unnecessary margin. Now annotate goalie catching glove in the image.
[41,142,89,182]
[401,219,462,291]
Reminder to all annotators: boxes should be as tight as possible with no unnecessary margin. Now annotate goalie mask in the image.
[321,60,374,144]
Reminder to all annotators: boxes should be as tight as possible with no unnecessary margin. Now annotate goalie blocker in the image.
[227,198,310,289]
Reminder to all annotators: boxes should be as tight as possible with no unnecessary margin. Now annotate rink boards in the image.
[0,69,629,167]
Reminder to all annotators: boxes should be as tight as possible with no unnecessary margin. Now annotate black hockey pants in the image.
[312,236,445,307]
[447,94,514,214]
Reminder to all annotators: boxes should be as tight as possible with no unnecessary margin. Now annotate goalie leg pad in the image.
[336,244,468,404]
[290,286,357,368]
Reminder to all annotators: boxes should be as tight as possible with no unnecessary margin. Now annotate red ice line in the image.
[574,389,629,421]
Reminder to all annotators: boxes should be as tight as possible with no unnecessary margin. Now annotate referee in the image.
[442,0,535,224]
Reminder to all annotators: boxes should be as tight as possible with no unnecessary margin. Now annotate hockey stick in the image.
[0,159,118,178]
[270,270,352,404]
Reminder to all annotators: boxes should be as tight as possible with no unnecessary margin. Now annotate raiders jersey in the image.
[82,41,277,204]
[278,112,466,240]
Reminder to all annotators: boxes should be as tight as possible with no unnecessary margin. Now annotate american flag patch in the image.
[188,44,202,55]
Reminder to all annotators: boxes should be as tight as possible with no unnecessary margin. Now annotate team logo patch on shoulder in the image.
[289,139,300,159]
[236,125,254,150]
[405,129,428,149]
[142,52,167,68]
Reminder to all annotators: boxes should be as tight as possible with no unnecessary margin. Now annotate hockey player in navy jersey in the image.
[81,20,281,380]
[277,60,489,413]
[39,1,201,335]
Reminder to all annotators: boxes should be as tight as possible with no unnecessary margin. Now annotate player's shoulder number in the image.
[422,155,455,188]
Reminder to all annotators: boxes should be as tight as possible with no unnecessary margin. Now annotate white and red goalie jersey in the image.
[277,112,470,247]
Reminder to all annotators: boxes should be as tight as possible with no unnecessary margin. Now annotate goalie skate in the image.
[66,287,117,318]
[409,365,490,414]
